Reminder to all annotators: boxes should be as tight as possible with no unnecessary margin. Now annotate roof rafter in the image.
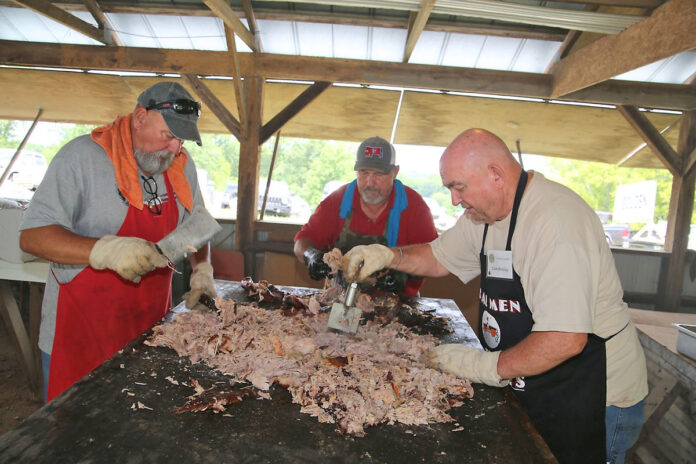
[0,39,694,110]
[81,0,122,46]
[202,0,256,51]
[403,0,436,63]
[550,0,696,98]
[10,0,108,44]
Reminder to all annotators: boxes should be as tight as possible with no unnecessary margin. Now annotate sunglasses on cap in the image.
[146,99,201,117]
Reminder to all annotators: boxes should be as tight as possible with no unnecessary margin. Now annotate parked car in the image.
[221,183,237,208]
[321,180,346,201]
[595,211,629,247]
[258,179,292,217]
[0,148,48,190]
[424,197,456,231]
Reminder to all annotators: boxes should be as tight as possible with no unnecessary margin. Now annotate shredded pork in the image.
[146,286,472,436]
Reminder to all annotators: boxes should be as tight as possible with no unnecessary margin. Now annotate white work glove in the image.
[183,262,217,309]
[89,235,169,283]
[422,344,509,387]
[342,244,394,283]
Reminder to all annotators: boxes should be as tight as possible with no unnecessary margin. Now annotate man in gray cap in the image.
[293,136,437,296]
[19,81,216,402]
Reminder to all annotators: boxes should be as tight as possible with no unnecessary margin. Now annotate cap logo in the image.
[364,146,383,158]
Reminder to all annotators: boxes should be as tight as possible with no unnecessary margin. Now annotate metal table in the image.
[0,281,555,463]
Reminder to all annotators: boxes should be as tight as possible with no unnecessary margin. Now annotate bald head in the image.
[439,128,523,224]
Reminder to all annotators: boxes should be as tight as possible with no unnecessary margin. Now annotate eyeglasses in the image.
[141,175,162,215]
[146,99,201,117]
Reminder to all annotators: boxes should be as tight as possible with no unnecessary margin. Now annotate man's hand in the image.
[422,344,509,387]
[343,244,394,283]
[183,262,216,309]
[89,235,169,283]
[303,247,331,280]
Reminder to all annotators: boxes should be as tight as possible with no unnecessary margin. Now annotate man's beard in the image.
[134,149,176,175]
[359,187,386,205]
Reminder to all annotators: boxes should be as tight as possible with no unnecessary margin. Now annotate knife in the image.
[155,206,222,264]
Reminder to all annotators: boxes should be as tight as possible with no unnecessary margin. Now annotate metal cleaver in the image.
[328,281,362,334]
[155,206,222,264]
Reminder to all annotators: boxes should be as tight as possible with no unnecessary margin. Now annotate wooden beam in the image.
[180,74,241,141]
[202,0,255,52]
[403,0,436,63]
[550,0,696,98]
[241,0,262,53]
[1,40,696,110]
[684,145,696,177]
[235,77,263,266]
[226,32,247,131]
[662,110,696,311]
[10,0,108,44]
[81,0,123,46]
[260,81,331,145]
[617,105,681,175]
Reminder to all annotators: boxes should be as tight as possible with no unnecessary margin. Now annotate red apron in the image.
[47,174,179,401]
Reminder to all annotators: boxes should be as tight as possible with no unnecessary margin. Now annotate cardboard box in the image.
[0,207,38,263]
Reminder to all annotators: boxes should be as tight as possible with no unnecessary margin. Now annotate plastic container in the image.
[675,323,696,362]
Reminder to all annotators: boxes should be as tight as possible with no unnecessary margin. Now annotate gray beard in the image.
[134,149,175,175]
[360,190,385,205]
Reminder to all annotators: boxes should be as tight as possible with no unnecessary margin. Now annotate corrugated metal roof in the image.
[0,4,693,84]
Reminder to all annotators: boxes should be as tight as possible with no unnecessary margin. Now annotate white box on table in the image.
[675,323,696,362]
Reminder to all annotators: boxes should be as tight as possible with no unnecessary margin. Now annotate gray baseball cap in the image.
[137,82,202,146]
[354,136,396,174]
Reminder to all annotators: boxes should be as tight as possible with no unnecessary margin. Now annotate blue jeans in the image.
[41,350,50,404]
[606,400,644,464]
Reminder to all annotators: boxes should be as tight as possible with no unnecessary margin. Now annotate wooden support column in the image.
[662,111,696,311]
[234,77,263,276]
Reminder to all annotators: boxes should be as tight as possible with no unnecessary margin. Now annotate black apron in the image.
[478,170,606,464]
[333,211,410,291]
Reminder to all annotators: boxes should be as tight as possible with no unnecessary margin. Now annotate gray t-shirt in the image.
[20,134,204,354]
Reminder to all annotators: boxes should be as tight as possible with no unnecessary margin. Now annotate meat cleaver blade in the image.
[155,206,222,264]
[328,282,362,334]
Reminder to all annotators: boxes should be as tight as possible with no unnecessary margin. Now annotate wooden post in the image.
[234,77,263,276]
[259,131,281,221]
[662,111,696,311]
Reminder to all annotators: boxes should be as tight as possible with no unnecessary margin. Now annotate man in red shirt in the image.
[294,136,438,296]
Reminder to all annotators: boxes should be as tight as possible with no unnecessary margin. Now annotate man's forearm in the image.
[20,225,98,264]
[392,244,450,278]
[497,331,588,379]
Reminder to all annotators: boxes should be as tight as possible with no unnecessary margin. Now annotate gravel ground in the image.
[0,318,43,436]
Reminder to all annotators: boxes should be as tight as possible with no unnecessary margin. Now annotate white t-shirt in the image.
[431,171,647,407]
[20,134,204,354]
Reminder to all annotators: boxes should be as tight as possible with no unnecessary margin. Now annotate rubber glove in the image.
[375,270,405,293]
[183,262,217,309]
[89,235,169,283]
[303,247,331,280]
[343,244,394,283]
[422,344,509,387]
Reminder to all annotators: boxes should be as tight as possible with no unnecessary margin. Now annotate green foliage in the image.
[0,120,18,146]
[185,133,239,190]
[543,157,677,228]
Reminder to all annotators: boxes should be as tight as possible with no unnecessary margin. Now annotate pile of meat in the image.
[146,285,473,436]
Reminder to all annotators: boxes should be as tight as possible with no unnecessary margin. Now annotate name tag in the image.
[486,250,513,280]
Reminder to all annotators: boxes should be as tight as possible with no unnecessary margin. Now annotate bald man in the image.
[343,129,647,464]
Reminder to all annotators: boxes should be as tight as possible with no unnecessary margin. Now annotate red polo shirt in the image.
[295,182,438,295]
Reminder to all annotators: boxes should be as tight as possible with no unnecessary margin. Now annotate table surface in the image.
[0,281,555,463]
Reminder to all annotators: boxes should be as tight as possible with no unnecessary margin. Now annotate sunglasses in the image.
[146,99,201,117]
